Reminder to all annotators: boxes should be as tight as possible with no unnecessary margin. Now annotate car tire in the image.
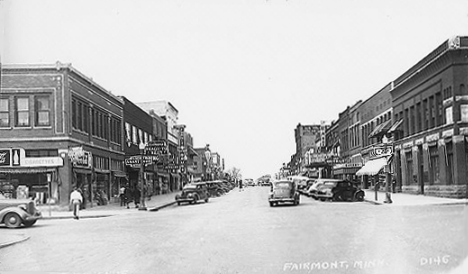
[4,212,22,228]
[216,190,222,197]
[269,202,274,207]
[355,192,364,202]
[193,194,199,204]
[23,220,37,227]
[177,202,181,206]
[205,197,209,203]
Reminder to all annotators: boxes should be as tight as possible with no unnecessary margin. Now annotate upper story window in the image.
[0,98,9,127]
[15,97,30,127]
[35,96,50,127]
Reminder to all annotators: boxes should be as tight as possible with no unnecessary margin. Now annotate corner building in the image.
[391,36,468,198]
[0,63,125,206]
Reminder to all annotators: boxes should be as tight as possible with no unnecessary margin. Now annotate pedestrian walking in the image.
[134,187,141,209]
[70,187,83,220]
[239,179,244,192]
[119,185,127,206]
[124,186,132,209]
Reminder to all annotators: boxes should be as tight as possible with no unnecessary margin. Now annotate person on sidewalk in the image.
[119,185,127,206]
[134,187,141,209]
[70,187,83,220]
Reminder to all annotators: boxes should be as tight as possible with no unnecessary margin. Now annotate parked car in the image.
[0,196,42,228]
[314,179,365,202]
[268,180,300,207]
[175,183,210,205]
[287,175,310,191]
[307,180,325,198]
[298,179,316,195]
[206,181,225,197]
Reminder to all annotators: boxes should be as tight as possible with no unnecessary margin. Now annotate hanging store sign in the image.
[73,151,92,169]
[124,155,159,168]
[371,145,393,158]
[146,140,168,156]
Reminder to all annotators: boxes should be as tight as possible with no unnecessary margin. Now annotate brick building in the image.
[0,62,125,206]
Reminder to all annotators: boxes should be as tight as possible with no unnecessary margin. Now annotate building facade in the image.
[391,36,468,198]
[0,63,125,206]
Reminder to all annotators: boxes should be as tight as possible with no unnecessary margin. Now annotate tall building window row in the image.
[0,95,51,128]
[71,97,121,143]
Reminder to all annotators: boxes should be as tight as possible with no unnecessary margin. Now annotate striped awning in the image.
[356,157,387,176]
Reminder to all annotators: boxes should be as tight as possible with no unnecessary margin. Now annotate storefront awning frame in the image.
[355,157,387,176]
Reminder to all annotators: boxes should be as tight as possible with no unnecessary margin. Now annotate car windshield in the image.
[274,182,292,188]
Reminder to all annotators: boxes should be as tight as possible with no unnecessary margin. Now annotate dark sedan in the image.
[175,183,210,205]
[314,179,365,202]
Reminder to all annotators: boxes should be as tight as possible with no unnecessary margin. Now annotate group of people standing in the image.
[119,185,141,209]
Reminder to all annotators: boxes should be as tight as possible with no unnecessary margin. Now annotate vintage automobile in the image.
[307,180,325,199]
[206,181,226,197]
[268,180,300,207]
[314,179,365,202]
[0,196,42,228]
[175,183,210,205]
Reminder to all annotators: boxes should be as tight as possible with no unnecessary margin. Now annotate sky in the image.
[1,0,467,180]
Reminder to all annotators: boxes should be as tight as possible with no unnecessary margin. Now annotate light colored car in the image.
[268,180,300,207]
[0,197,42,228]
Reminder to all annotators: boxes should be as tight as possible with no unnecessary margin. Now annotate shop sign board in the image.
[146,140,168,156]
[73,151,92,169]
[0,149,12,166]
[124,155,159,168]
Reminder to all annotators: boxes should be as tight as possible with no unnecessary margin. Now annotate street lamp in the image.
[139,142,147,210]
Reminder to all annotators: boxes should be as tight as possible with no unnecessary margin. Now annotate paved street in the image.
[1,187,467,274]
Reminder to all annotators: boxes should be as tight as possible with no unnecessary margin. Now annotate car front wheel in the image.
[355,191,364,201]
[23,220,37,227]
[4,212,22,228]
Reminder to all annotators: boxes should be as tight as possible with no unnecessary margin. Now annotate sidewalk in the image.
[363,189,468,206]
[0,191,180,249]
[36,191,181,220]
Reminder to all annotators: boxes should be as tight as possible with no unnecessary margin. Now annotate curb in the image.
[148,201,177,212]
[0,235,30,249]
[42,214,113,220]
[364,199,382,205]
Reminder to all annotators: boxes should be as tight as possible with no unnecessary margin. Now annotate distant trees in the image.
[226,167,242,181]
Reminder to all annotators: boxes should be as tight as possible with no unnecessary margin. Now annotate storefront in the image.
[0,148,64,203]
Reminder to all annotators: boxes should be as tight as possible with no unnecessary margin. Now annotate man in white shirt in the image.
[70,187,83,220]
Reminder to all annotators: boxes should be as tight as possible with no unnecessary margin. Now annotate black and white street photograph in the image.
[1,1,468,273]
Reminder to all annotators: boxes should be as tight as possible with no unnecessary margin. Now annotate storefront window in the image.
[405,151,413,186]
[429,145,439,185]
[0,98,9,127]
[446,142,453,185]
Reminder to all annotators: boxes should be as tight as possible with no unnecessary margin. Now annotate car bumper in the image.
[175,197,196,203]
[269,198,296,203]
[25,212,42,221]
[316,193,333,199]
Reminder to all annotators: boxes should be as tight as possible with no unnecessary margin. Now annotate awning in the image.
[388,119,403,133]
[369,120,392,138]
[187,146,198,156]
[0,167,57,174]
[112,170,127,178]
[355,157,387,176]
